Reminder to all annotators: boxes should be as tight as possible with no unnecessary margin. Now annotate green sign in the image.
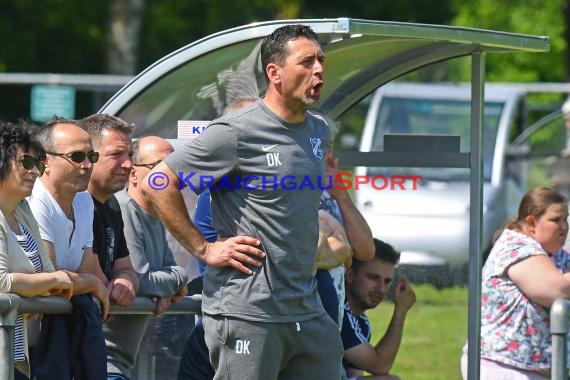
[30,85,75,122]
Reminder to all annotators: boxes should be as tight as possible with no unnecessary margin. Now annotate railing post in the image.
[551,298,570,380]
[0,295,18,380]
[467,49,485,380]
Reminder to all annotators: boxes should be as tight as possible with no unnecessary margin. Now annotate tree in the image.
[107,0,146,75]
[564,0,570,82]
[450,0,566,82]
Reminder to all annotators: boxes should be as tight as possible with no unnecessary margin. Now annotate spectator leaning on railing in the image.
[30,117,110,318]
[28,117,110,378]
[461,187,570,379]
[107,136,188,380]
[78,114,139,307]
[0,120,73,380]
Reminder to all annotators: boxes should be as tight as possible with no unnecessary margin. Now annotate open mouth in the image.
[310,81,324,98]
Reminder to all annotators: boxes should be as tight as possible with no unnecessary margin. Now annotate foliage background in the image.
[370,284,468,379]
[0,0,568,120]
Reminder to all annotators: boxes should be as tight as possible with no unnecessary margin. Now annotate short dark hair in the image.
[131,139,141,164]
[35,116,80,151]
[0,120,45,182]
[352,238,400,272]
[78,114,135,148]
[260,24,319,79]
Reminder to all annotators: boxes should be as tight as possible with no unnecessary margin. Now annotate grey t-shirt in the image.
[165,100,330,322]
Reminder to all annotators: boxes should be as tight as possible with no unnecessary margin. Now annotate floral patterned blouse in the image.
[478,228,551,371]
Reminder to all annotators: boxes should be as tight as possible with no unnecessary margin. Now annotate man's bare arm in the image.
[326,152,374,261]
[43,242,110,317]
[141,162,265,275]
[330,192,374,261]
[371,279,415,373]
[315,210,352,270]
[343,279,416,375]
[108,256,138,306]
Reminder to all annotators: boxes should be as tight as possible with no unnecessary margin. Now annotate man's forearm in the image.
[63,271,102,295]
[372,308,408,374]
[316,234,352,270]
[142,169,208,261]
[155,193,206,259]
[115,269,140,293]
[333,195,374,261]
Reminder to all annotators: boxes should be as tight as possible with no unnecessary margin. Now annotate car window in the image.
[368,97,503,182]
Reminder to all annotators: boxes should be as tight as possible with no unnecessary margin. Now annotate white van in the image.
[353,82,529,283]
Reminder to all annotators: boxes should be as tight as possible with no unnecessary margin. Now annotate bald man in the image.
[30,117,110,377]
[31,118,110,316]
[106,136,188,380]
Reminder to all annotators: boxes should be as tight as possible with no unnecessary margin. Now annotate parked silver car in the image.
[353,82,530,282]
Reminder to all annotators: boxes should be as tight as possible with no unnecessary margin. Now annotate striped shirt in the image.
[12,223,43,362]
[319,191,346,328]
[341,301,371,372]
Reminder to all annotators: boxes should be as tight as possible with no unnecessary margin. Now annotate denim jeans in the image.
[107,374,129,380]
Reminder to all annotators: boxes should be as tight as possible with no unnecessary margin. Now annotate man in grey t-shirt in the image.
[142,24,343,378]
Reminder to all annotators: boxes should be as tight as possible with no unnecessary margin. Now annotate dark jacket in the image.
[32,294,106,380]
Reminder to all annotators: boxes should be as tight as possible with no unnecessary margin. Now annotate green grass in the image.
[366,284,468,380]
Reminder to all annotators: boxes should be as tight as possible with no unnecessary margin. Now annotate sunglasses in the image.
[20,155,46,176]
[46,150,100,164]
[133,160,162,170]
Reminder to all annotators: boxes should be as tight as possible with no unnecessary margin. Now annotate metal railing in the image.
[0,73,132,91]
[551,299,570,380]
[0,293,202,380]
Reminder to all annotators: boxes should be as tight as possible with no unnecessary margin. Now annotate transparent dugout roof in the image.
[100,18,549,138]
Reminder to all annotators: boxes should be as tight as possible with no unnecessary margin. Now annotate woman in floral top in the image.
[461,187,570,380]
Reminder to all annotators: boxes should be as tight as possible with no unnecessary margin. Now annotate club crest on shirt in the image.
[309,137,324,159]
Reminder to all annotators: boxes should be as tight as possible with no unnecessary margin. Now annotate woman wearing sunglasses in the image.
[0,121,73,379]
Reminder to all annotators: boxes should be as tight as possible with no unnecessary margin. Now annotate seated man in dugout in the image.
[341,238,416,380]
